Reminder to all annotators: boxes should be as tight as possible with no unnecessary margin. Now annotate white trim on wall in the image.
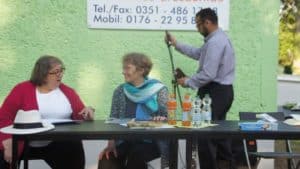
[278,74,300,82]
[277,75,300,105]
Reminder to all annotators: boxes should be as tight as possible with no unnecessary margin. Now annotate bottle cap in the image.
[169,93,175,98]
[184,94,190,99]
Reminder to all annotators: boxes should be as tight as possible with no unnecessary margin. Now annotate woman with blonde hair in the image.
[99,52,169,169]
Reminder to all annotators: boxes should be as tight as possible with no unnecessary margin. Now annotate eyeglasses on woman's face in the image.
[48,67,65,76]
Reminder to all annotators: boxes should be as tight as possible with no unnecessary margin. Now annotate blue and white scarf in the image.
[123,78,165,121]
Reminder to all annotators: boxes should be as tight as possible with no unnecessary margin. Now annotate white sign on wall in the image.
[87,0,229,31]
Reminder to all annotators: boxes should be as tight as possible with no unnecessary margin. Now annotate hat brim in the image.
[0,122,54,135]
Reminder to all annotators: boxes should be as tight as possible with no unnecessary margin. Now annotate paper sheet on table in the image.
[284,118,300,126]
[105,118,132,124]
[290,114,300,120]
[126,120,175,129]
[123,123,175,129]
[175,122,218,128]
[43,119,82,125]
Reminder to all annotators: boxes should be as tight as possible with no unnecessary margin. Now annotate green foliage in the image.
[279,0,300,74]
[279,21,295,66]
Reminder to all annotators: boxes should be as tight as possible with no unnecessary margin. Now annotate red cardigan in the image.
[0,81,85,151]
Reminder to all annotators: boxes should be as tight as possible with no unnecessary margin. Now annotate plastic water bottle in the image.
[182,94,192,127]
[202,94,212,125]
[202,94,212,105]
[192,97,202,128]
[202,104,212,125]
[167,93,177,125]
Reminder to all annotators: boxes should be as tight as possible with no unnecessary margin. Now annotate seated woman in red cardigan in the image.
[0,55,95,169]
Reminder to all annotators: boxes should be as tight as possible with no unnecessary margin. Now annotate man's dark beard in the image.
[201,27,209,37]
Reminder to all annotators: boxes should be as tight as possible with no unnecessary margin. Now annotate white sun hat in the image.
[0,110,54,135]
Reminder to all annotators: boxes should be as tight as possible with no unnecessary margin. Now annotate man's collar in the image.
[204,28,221,42]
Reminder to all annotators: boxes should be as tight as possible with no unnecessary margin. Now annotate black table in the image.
[12,120,300,169]
[11,120,193,169]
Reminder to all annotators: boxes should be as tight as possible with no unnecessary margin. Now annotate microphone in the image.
[165,30,171,47]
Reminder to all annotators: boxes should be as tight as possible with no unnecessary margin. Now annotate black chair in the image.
[239,112,300,169]
[18,139,43,169]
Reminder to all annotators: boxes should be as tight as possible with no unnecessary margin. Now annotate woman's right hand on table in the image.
[2,138,12,163]
[99,140,117,160]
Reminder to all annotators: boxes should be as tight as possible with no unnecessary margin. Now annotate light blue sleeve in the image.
[175,41,202,61]
[186,42,224,89]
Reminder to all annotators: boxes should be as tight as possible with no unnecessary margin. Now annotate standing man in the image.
[165,8,235,169]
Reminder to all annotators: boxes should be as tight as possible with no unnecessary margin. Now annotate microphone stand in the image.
[165,31,183,109]
[166,31,198,169]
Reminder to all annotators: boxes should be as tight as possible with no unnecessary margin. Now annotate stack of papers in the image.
[256,113,278,122]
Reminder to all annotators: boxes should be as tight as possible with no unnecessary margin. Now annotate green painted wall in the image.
[0,0,279,120]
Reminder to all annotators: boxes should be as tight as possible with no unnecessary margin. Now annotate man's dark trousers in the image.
[197,82,235,169]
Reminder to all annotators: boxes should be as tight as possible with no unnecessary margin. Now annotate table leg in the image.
[169,139,178,169]
[186,138,193,169]
[23,139,29,169]
[12,135,18,169]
